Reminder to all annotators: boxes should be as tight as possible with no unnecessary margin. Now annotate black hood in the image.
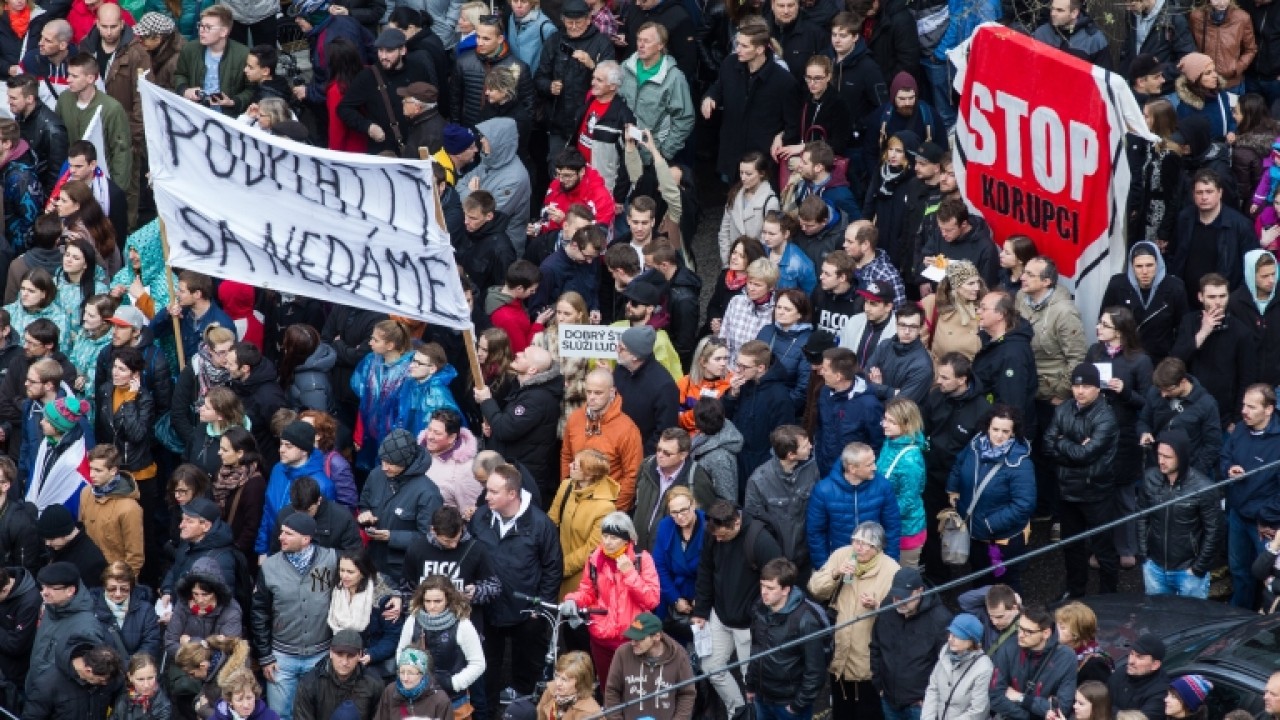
[1156,428,1191,480]
[233,356,281,394]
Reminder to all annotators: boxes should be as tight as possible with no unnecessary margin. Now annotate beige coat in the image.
[1015,288,1087,402]
[808,547,901,681]
[921,295,982,366]
[79,474,144,575]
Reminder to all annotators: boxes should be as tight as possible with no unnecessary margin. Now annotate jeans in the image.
[1228,508,1267,608]
[1143,559,1210,598]
[881,699,923,720]
[921,57,957,129]
[754,700,814,720]
[265,649,326,720]
[703,610,752,716]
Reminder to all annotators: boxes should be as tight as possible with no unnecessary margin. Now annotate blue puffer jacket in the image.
[814,377,884,471]
[652,510,705,618]
[878,432,926,539]
[756,322,812,412]
[946,437,1035,542]
[806,461,902,569]
[768,242,816,295]
[256,449,334,554]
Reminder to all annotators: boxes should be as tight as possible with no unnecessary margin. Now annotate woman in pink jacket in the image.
[563,511,661,678]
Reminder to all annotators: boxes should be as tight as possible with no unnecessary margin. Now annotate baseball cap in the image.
[856,280,895,305]
[888,567,924,598]
[107,305,148,330]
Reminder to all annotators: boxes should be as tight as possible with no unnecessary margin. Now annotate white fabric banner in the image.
[138,76,471,330]
[84,106,109,180]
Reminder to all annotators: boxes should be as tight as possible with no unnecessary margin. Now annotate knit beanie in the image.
[43,396,86,434]
[1178,52,1213,82]
[945,260,980,290]
[379,429,422,467]
[1170,675,1212,714]
[398,647,431,675]
[280,421,316,454]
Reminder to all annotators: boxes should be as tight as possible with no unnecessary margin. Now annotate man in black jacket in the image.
[1138,429,1222,597]
[336,28,434,155]
[857,0,920,84]
[1229,251,1280,388]
[1043,363,1120,598]
[989,606,1076,720]
[613,325,679,455]
[0,467,41,571]
[388,8,451,111]
[1117,0,1193,81]
[1108,634,1169,720]
[475,345,563,499]
[24,641,124,720]
[1169,169,1253,302]
[1170,273,1256,428]
[450,18,535,127]
[0,565,41,694]
[746,558,827,720]
[920,353,990,582]
[649,242,701,370]
[917,198,1000,291]
[268,475,363,555]
[470,464,561,709]
[37,505,107,589]
[1137,357,1222,479]
[692,500,783,719]
[769,0,825,85]
[870,567,951,718]
[227,342,289,468]
[534,0,614,163]
[293,630,385,720]
[7,73,67,194]
[972,292,1038,437]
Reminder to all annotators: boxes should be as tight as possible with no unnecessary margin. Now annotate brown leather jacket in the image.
[1189,5,1258,89]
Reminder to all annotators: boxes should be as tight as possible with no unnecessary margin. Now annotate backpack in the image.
[787,597,836,669]
[742,515,784,572]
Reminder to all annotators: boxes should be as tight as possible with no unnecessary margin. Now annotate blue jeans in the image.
[921,57,957,129]
[754,700,814,720]
[265,649,327,720]
[881,699,923,720]
[1228,508,1267,608]
[1143,559,1210,598]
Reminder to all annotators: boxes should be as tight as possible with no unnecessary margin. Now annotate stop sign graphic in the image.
[951,24,1148,336]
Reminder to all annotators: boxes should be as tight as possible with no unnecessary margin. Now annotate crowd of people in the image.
[4,0,1280,716]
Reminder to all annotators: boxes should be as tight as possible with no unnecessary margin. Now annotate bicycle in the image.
[501,592,607,708]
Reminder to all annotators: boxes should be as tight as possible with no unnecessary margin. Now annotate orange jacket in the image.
[560,394,645,511]
[675,375,733,433]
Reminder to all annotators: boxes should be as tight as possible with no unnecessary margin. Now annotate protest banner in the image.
[559,324,625,359]
[138,76,472,331]
[949,25,1154,340]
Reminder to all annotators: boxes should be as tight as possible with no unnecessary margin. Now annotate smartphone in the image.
[209,92,226,102]
[627,126,645,142]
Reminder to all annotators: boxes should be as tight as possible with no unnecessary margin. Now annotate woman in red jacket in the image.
[325,38,368,153]
[562,511,661,679]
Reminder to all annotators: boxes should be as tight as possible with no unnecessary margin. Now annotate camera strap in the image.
[371,64,405,153]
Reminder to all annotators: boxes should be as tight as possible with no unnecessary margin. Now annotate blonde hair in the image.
[554,651,596,695]
[575,449,609,483]
[883,397,923,436]
[745,257,780,287]
[1054,601,1098,647]
[219,667,261,699]
[459,1,487,27]
[665,485,696,511]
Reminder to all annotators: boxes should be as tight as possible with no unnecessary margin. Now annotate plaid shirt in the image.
[719,293,776,364]
[854,250,907,309]
[592,7,619,38]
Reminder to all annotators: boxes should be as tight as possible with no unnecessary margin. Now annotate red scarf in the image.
[725,270,748,291]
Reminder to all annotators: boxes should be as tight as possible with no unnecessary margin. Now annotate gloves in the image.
[558,599,578,617]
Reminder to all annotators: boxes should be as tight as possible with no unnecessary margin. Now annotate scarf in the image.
[1103,342,1123,358]
[106,595,128,625]
[554,695,578,713]
[854,551,881,578]
[397,676,430,702]
[976,435,1013,460]
[285,544,315,573]
[212,463,251,509]
[876,163,905,196]
[328,581,375,633]
[415,608,459,633]
[725,270,748,292]
[947,648,978,666]
[603,543,629,561]
[92,474,123,497]
[194,346,231,404]
[7,6,29,42]
[127,689,154,713]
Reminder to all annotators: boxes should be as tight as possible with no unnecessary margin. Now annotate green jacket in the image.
[173,39,253,115]
[54,89,133,185]
[617,53,694,161]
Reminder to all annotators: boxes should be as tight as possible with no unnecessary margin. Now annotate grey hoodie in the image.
[290,343,337,413]
[459,118,532,254]
[690,420,744,502]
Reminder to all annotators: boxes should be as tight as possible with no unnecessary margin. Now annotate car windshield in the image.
[1199,622,1280,673]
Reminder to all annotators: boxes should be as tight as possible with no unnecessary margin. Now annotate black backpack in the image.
[787,597,836,668]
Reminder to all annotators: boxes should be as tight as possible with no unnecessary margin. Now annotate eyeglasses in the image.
[736,362,758,371]
[669,505,692,516]
[196,22,221,31]
[803,75,828,83]
[410,358,431,367]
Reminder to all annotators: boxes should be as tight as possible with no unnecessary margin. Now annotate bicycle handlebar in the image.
[513,591,608,616]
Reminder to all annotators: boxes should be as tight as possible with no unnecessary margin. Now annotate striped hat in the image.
[43,396,86,434]
[1170,675,1213,713]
